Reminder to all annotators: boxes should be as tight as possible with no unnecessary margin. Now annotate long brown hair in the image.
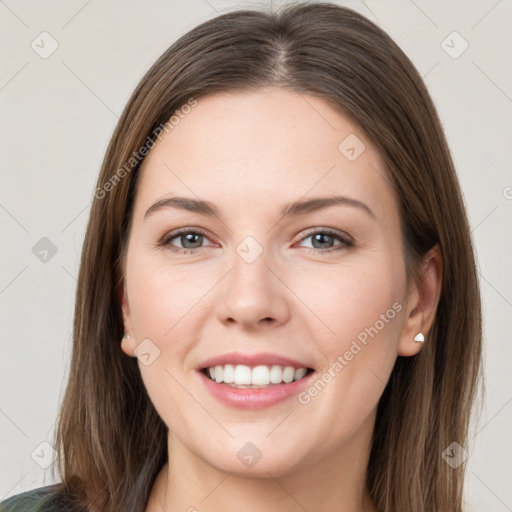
[50,2,484,511]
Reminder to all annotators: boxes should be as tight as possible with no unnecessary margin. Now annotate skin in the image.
[120,86,442,512]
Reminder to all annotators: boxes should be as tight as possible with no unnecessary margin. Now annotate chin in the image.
[199,439,310,478]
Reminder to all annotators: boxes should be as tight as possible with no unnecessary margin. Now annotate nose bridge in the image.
[232,239,272,291]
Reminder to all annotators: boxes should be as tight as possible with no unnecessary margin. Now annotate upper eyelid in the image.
[298,227,352,242]
[160,227,216,246]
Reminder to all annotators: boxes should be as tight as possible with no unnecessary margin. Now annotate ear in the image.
[119,280,136,357]
[398,244,443,356]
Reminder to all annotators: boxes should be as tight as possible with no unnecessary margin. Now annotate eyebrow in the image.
[144,195,375,221]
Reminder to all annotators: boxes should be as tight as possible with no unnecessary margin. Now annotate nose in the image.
[216,245,291,330]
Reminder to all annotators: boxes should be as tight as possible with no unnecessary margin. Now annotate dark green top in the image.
[0,484,82,512]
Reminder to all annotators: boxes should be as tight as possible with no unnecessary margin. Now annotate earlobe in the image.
[398,244,443,357]
[120,331,137,357]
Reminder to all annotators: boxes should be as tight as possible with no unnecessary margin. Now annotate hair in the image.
[48,2,484,511]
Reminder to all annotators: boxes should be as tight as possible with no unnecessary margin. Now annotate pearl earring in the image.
[123,332,131,339]
[413,332,424,343]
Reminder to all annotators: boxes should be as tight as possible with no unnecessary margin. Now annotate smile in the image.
[202,364,313,388]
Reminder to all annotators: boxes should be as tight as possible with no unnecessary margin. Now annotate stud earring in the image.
[413,332,424,343]
[123,332,131,339]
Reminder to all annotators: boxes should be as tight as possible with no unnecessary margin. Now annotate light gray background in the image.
[1,0,511,509]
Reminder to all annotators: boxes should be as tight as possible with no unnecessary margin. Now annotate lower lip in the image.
[197,370,315,409]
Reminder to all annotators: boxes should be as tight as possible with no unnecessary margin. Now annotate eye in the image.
[296,228,353,254]
[157,227,353,255]
[158,228,215,253]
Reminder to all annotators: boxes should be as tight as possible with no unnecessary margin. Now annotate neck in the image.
[146,415,378,512]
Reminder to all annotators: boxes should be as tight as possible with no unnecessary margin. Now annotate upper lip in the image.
[198,352,314,370]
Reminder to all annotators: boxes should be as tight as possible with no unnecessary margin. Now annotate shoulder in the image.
[0,484,79,512]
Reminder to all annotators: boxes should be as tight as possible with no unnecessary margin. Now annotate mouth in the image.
[200,364,315,388]
[196,353,317,409]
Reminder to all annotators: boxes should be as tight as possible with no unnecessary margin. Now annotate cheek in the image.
[299,255,404,414]
[126,259,205,430]
[288,264,404,443]
[293,251,405,371]
[128,255,206,342]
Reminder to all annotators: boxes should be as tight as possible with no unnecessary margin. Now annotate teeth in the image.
[234,365,252,385]
[223,364,235,383]
[294,367,308,381]
[283,366,295,383]
[205,364,310,386]
[252,365,270,385]
[269,365,282,384]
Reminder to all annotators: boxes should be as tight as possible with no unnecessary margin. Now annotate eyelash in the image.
[158,227,353,255]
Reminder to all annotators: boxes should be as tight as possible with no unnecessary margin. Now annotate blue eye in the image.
[158,227,353,255]
[296,229,353,254]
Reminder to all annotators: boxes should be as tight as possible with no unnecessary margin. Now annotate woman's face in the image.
[121,86,420,477]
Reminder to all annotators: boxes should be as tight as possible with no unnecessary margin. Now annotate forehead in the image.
[133,87,397,224]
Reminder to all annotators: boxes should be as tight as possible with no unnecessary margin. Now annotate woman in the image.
[0,2,483,511]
